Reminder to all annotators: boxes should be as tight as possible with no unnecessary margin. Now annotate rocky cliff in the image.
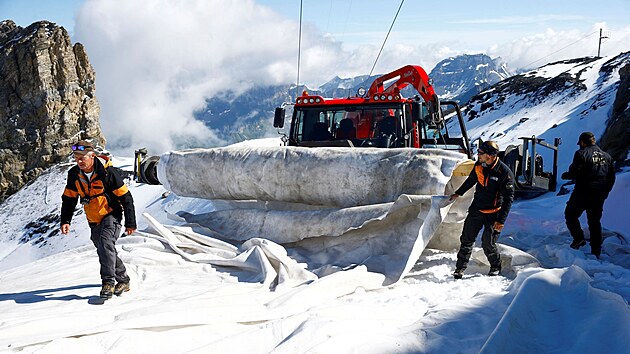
[601,59,630,162]
[0,20,105,201]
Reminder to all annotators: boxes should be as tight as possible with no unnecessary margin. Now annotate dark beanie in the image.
[479,140,499,156]
[578,132,595,145]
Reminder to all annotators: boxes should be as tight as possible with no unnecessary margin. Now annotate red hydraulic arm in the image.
[367,65,439,107]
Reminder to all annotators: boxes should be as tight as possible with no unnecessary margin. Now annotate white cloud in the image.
[73,0,416,153]
[75,0,303,154]
[488,23,630,71]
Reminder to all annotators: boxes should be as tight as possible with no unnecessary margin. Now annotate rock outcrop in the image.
[601,60,630,162]
[0,20,104,201]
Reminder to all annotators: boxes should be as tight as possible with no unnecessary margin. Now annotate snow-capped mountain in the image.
[455,52,630,170]
[315,74,373,97]
[429,54,512,102]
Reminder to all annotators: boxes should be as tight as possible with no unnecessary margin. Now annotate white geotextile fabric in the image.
[138,213,317,291]
[157,146,465,207]
[140,195,453,287]
[151,146,471,285]
[480,266,630,353]
[176,195,454,285]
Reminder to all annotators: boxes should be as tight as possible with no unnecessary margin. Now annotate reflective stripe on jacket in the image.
[61,156,136,227]
[455,158,515,224]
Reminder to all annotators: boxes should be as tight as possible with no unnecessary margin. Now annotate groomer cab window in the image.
[291,104,409,148]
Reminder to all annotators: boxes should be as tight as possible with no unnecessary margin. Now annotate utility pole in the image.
[598,28,610,57]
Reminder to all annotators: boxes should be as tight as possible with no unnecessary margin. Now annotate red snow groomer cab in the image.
[274,65,472,159]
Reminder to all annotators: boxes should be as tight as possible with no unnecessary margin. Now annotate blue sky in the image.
[258,0,629,48]
[3,0,629,58]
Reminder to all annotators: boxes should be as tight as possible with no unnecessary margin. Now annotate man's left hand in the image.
[493,222,504,232]
[126,228,136,236]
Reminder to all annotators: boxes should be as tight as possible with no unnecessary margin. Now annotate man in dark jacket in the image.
[449,140,515,279]
[561,132,615,258]
[60,140,137,299]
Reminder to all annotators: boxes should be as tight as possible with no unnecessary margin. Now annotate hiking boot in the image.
[570,239,586,250]
[114,282,130,296]
[100,282,115,299]
[453,268,465,279]
[488,267,501,276]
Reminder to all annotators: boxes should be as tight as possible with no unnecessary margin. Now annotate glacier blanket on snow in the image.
[153,146,471,286]
[157,146,466,207]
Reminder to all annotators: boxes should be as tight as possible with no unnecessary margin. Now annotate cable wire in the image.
[522,31,598,69]
[367,0,405,79]
[296,0,304,100]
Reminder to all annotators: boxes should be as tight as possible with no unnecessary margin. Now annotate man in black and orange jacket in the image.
[449,140,515,279]
[60,140,136,299]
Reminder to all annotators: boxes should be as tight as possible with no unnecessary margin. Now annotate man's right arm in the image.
[60,172,79,233]
[563,150,583,180]
[455,168,477,196]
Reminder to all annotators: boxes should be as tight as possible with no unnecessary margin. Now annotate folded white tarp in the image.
[141,194,454,287]
[152,146,472,285]
[138,213,317,291]
[176,195,454,285]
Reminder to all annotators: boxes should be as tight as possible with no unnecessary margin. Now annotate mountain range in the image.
[197,53,512,144]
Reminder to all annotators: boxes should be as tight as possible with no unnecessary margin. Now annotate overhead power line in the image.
[522,31,598,69]
[366,0,405,79]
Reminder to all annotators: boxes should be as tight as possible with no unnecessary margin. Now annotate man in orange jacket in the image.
[60,140,136,299]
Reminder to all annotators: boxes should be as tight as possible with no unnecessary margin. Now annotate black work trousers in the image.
[90,214,129,285]
[456,209,501,270]
[565,190,607,254]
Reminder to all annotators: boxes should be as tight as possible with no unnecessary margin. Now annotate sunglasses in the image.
[478,150,487,155]
[71,145,92,151]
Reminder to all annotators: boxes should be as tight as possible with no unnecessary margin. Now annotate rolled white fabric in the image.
[157,146,466,207]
